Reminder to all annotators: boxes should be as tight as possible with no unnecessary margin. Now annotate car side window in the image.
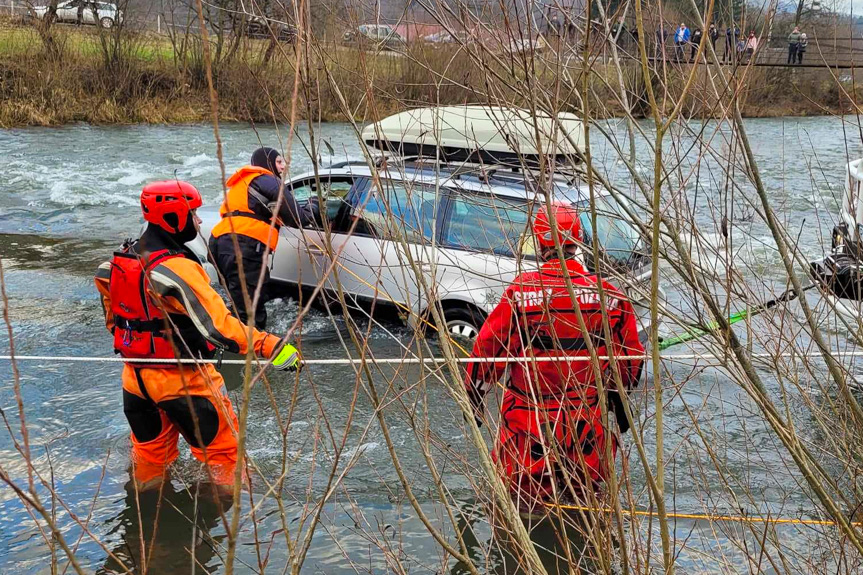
[352,179,439,243]
[442,191,534,257]
[289,177,354,230]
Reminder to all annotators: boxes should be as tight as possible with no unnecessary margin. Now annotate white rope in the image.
[0,351,861,365]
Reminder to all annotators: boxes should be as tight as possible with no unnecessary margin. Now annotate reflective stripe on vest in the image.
[211,166,280,250]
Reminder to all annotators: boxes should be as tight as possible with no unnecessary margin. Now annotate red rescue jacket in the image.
[106,243,217,367]
[464,258,644,415]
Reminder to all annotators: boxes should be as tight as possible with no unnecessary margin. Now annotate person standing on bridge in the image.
[690,27,703,61]
[724,25,739,63]
[743,30,758,64]
[709,23,719,53]
[463,203,644,512]
[208,147,317,329]
[674,22,690,62]
[797,33,808,64]
[788,26,802,64]
[95,181,300,492]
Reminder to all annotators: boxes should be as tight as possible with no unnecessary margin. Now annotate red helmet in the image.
[140,180,202,234]
[533,203,582,249]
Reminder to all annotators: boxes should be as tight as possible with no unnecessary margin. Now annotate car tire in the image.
[100,17,113,28]
[442,305,485,342]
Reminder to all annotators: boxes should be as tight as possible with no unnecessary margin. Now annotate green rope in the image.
[658,285,814,351]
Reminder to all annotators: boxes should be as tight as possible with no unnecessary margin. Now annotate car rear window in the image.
[442,191,534,257]
[441,187,643,265]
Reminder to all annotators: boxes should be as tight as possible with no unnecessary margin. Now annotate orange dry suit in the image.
[95,235,283,486]
[464,258,644,506]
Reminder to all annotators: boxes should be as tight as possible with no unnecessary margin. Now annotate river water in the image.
[0,119,860,574]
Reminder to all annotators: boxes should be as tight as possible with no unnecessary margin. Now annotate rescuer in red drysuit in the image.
[464,203,644,509]
[95,180,300,491]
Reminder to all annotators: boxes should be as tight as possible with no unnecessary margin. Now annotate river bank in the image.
[0,21,854,127]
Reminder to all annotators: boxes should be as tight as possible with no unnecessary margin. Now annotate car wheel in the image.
[442,305,485,343]
[100,17,113,28]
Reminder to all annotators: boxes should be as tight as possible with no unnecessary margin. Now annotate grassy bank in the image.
[0,20,855,128]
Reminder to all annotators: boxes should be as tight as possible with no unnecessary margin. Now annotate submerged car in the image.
[32,0,123,28]
[197,106,657,340]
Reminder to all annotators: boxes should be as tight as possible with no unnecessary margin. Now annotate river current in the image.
[0,118,860,573]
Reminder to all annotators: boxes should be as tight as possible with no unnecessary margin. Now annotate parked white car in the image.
[32,0,123,29]
[197,106,659,340]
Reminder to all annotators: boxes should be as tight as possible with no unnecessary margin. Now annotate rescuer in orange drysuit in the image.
[208,147,317,329]
[464,203,644,509]
[95,180,300,490]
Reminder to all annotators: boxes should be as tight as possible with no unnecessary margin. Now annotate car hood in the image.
[197,205,221,241]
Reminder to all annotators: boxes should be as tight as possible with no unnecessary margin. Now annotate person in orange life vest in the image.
[463,203,644,509]
[95,180,301,491]
[208,147,318,329]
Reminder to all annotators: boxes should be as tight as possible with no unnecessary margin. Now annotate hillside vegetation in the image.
[0,18,855,127]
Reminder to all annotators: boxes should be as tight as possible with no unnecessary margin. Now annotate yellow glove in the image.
[272,343,301,372]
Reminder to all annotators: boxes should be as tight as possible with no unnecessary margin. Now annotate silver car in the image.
[32,0,123,28]
[342,24,407,52]
[198,160,655,341]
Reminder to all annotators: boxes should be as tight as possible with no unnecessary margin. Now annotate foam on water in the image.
[182,152,213,167]
[342,442,379,460]
[183,153,220,177]
[48,183,139,208]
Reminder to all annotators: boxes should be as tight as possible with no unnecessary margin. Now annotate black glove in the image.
[298,197,322,227]
[607,390,631,434]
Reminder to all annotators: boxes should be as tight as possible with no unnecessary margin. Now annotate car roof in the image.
[290,161,605,203]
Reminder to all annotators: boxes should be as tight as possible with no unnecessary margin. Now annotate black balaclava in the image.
[140,211,198,255]
[250,147,282,177]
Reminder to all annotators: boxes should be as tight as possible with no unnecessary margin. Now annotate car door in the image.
[84,1,98,24]
[55,0,76,22]
[375,26,392,48]
[269,175,356,293]
[435,187,537,311]
[324,176,442,314]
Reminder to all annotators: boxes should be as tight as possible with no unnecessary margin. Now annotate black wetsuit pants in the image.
[209,234,274,329]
